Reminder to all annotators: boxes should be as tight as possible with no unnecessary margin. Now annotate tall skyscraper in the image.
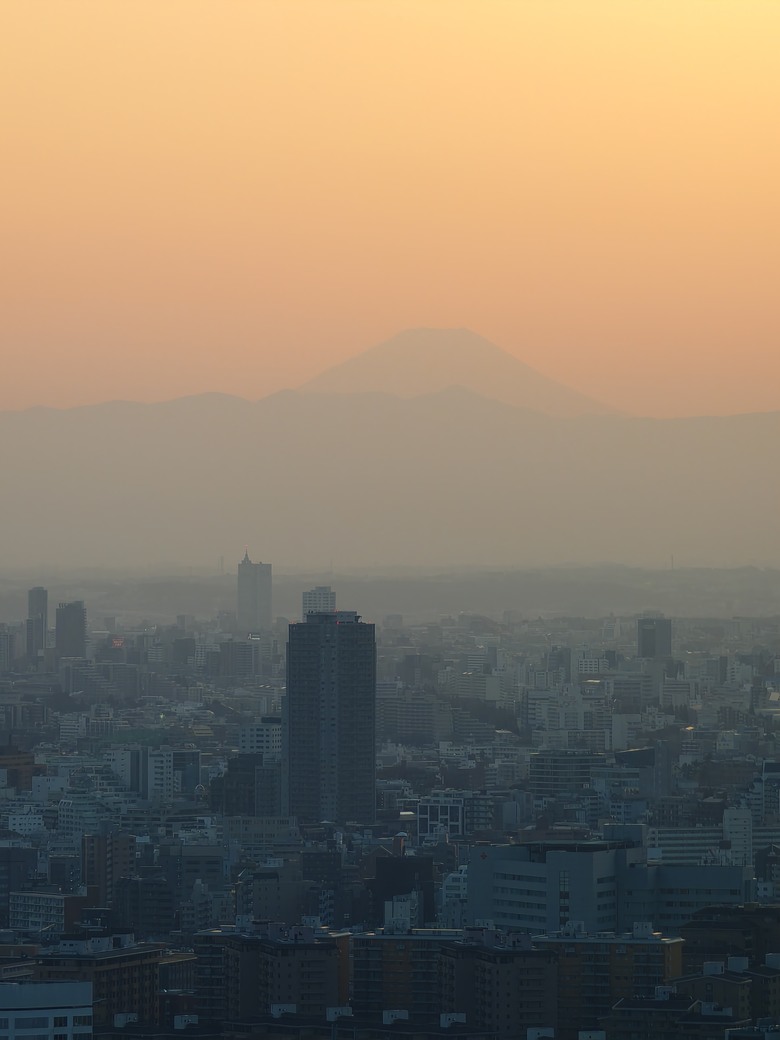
[0,630,15,672]
[26,586,48,661]
[55,600,87,660]
[302,584,336,618]
[637,617,673,659]
[283,611,376,824]
[236,551,272,633]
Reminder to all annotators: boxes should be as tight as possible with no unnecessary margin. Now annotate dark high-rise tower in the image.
[26,586,48,661]
[283,611,376,824]
[55,600,87,660]
[236,551,272,633]
[637,616,672,659]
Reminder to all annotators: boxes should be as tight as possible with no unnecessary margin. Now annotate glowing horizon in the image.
[2,1,778,417]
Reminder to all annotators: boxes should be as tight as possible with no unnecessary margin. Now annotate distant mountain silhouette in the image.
[1,387,777,571]
[298,327,617,417]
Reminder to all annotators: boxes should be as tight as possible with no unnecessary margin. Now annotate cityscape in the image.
[0,560,779,1038]
[3,1,780,1039]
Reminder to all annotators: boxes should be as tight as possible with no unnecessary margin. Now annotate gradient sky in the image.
[2,1,778,417]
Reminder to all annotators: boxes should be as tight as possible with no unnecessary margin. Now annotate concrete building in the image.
[0,631,16,673]
[211,753,282,817]
[283,611,376,824]
[439,930,557,1039]
[533,922,683,1040]
[81,833,136,909]
[637,617,673,659]
[237,552,272,633]
[528,749,607,803]
[9,891,91,936]
[238,717,282,757]
[219,640,258,677]
[0,750,42,792]
[34,934,164,1027]
[26,587,48,663]
[351,928,462,1020]
[678,904,780,973]
[417,791,498,841]
[603,991,751,1039]
[621,860,754,935]
[155,841,228,905]
[55,603,87,662]
[0,847,38,929]
[466,839,753,936]
[466,840,643,934]
[194,925,344,1024]
[0,981,93,1040]
[111,875,176,940]
[233,862,308,925]
[302,586,336,618]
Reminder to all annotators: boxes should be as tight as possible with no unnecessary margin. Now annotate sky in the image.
[1,1,778,418]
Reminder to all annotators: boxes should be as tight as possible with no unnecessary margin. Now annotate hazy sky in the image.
[2,1,778,417]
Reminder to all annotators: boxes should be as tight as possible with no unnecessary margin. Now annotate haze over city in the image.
[4,6,780,1040]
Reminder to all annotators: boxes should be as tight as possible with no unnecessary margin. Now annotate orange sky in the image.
[1,0,778,417]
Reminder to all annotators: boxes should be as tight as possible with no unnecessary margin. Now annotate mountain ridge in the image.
[0,386,777,570]
[2,381,779,425]
[2,324,778,422]
[297,327,619,417]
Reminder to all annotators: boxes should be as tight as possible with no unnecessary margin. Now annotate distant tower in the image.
[302,585,336,619]
[637,617,672,659]
[237,551,272,633]
[26,586,48,661]
[283,611,376,824]
[55,600,87,660]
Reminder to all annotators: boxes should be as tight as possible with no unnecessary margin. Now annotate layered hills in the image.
[0,340,776,569]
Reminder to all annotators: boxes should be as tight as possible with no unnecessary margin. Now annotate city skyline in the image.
[0,557,779,1035]
[2,2,780,1036]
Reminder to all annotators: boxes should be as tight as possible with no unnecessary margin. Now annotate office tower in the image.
[219,639,258,677]
[26,586,48,660]
[55,601,87,660]
[637,616,673,658]
[236,551,272,632]
[283,611,376,824]
[302,584,336,618]
[0,630,15,673]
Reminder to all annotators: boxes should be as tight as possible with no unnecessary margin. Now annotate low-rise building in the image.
[533,922,683,1040]
[0,981,93,1040]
